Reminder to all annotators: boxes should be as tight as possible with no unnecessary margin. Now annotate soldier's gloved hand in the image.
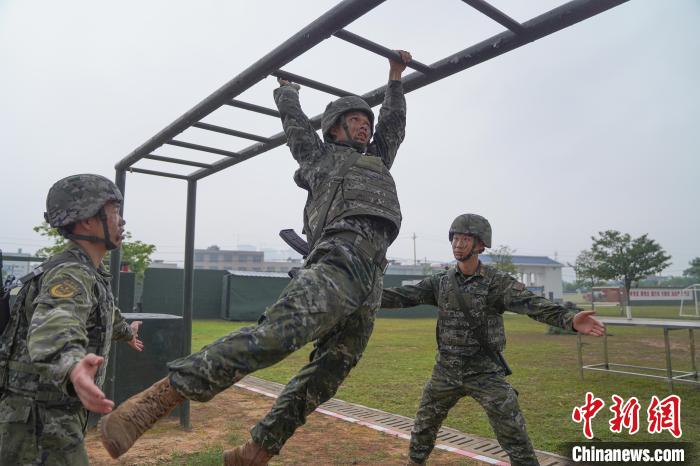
[69,353,115,414]
[277,77,300,90]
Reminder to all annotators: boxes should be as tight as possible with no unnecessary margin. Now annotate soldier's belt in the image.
[5,360,77,403]
[334,231,388,271]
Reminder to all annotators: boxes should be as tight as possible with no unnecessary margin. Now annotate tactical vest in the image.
[437,268,506,356]
[303,147,402,249]
[0,249,109,406]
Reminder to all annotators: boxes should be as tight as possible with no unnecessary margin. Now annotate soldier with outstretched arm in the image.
[381,214,604,466]
[100,50,412,465]
[0,175,143,465]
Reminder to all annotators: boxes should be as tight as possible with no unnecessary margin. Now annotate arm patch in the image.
[49,278,81,299]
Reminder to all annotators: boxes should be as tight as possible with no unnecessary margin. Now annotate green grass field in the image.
[191,308,700,454]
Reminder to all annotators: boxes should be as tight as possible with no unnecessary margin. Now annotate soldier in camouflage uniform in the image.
[381,214,605,466]
[0,174,144,465]
[100,50,412,465]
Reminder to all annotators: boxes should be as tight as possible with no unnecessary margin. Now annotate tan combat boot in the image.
[99,376,185,458]
[223,440,274,466]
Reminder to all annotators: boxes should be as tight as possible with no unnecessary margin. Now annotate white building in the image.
[481,254,564,301]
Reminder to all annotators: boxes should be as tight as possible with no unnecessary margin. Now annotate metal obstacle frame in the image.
[108,0,630,427]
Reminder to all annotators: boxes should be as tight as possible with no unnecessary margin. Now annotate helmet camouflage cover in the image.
[448,213,492,248]
[321,95,375,142]
[44,174,123,228]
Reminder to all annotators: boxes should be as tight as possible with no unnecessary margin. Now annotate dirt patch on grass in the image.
[86,385,480,465]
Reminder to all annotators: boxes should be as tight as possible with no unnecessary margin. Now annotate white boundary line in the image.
[235,381,509,466]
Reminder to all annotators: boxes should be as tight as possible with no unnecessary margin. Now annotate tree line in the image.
[570,229,699,308]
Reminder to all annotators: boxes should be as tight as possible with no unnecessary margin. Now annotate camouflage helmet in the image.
[45,174,123,228]
[321,95,374,142]
[448,214,492,248]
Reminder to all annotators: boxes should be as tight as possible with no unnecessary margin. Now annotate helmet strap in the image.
[98,207,119,250]
[64,207,118,250]
[454,235,483,262]
[456,242,477,262]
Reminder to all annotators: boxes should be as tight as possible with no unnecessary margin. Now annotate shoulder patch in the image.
[49,279,80,298]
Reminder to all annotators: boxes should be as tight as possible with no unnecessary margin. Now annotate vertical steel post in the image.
[180,179,196,429]
[576,334,584,380]
[107,169,127,405]
[664,328,674,391]
[690,329,697,380]
[603,327,609,370]
[110,169,127,297]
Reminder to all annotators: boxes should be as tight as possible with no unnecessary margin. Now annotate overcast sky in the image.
[1,0,698,280]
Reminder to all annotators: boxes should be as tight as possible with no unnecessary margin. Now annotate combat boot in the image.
[99,376,185,458]
[223,440,274,466]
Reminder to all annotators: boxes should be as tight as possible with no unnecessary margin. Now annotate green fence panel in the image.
[223,274,290,321]
[141,268,227,318]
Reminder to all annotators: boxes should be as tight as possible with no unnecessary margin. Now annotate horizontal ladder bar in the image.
[128,167,191,180]
[271,70,355,97]
[143,154,214,169]
[167,139,242,158]
[333,29,432,74]
[227,99,281,117]
[192,122,271,143]
[461,0,525,34]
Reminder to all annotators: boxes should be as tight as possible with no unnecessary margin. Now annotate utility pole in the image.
[412,233,417,265]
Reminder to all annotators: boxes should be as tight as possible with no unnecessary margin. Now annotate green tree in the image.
[590,230,671,313]
[570,250,599,305]
[33,222,155,279]
[33,221,69,257]
[119,232,156,279]
[639,276,695,288]
[487,245,518,277]
[683,257,700,281]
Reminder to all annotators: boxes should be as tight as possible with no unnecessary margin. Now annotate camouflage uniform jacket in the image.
[273,81,406,251]
[381,263,577,375]
[4,242,133,402]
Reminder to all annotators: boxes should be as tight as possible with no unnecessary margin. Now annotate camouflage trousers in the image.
[168,235,384,454]
[0,394,88,466]
[409,366,539,466]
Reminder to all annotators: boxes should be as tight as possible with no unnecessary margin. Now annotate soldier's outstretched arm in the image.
[69,353,115,413]
[273,78,322,165]
[371,50,411,169]
[498,275,593,332]
[112,306,134,341]
[381,275,437,309]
